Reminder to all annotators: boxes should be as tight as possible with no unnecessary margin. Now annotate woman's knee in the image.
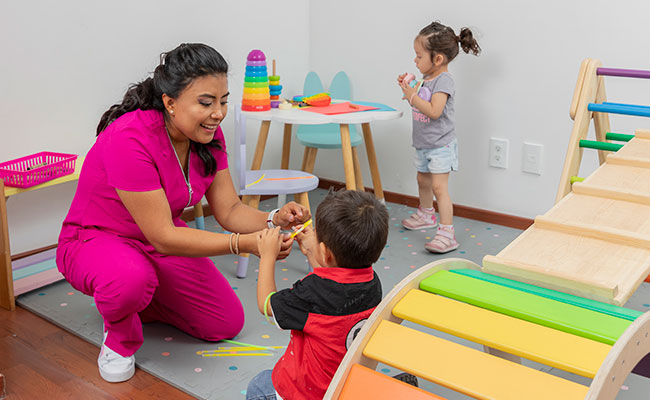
[94,265,157,316]
[195,305,245,341]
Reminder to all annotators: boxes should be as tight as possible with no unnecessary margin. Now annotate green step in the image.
[605,132,634,142]
[420,270,631,345]
[450,269,642,321]
[579,140,623,152]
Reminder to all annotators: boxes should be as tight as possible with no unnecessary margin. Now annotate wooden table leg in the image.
[281,124,293,170]
[0,180,15,311]
[361,123,385,201]
[340,124,356,190]
[302,147,318,173]
[352,147,364,190]
[251,120,271,170]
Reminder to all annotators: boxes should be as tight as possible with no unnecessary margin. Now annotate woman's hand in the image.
[274,201,311,229]
[257,227,282,260]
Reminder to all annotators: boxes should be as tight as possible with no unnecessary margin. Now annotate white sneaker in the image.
[98,330,135,383]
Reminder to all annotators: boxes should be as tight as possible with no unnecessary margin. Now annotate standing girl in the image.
[399,21,480,253]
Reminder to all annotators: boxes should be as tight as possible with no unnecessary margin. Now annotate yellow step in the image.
[363,320,589,400]
[393,289,610,378]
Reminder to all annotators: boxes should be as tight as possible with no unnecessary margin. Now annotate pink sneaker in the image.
[402,207,438,230]
[425,226,459,253]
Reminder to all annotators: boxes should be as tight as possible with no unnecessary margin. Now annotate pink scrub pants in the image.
[57,228,244,357]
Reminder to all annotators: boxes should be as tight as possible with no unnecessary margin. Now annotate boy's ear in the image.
[319,242,337,267]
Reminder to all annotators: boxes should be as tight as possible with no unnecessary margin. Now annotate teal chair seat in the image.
[297,123,363,149]
[298,71,362,174]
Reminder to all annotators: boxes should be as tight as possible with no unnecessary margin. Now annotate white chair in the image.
[233,106,319,278]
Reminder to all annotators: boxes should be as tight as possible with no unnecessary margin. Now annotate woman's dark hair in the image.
[418,21,481,63]
[97,43,228,176]
[315,190,389,268]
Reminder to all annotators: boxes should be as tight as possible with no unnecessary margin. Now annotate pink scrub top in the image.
[58,109,228,246]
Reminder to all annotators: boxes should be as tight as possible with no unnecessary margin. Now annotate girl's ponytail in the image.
[458,27,481,56]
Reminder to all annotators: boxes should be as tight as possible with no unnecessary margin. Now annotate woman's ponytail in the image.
[96,78,159,136]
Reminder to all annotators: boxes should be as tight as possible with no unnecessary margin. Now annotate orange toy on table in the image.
[302,92,331,107]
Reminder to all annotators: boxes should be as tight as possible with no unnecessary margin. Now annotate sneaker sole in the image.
[425,243,460,254]
[402,223,438,231]
[99,365,135,383]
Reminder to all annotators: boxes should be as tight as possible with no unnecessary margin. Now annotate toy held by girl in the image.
[398,20,480,253]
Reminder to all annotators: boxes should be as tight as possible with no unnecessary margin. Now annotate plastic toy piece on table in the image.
[269,59,283,108]
[278,101,292,110]
[242,50,271,111]
[302,92,332,107]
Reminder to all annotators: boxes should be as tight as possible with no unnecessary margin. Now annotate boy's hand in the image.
[277,233,294,260]
[294,225,317,257]
[257,227,282,260]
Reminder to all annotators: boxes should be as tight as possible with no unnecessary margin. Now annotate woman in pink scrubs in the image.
[56,43,309,383]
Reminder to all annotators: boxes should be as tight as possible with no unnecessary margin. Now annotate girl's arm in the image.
[256,227,282,315]
[411,91,449,120]
[399,80,449,120]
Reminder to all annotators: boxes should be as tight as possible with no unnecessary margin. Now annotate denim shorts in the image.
[413,138,458,173]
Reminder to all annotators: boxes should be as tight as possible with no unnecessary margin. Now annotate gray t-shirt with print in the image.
[411,72,455,149]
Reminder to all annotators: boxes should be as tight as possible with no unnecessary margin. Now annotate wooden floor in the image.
[0,306,194,399]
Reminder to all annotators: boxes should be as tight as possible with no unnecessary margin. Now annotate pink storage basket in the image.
[0,152,78,188]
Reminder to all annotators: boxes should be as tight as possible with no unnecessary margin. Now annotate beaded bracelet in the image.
[267,208,280,229]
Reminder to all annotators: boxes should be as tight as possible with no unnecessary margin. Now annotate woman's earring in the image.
[169,109,174,115]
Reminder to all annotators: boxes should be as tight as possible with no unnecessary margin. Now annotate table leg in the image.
[281,124,293,170]
[340,124,356,190]
[251,120,271,170]
[361,123,384,201]
[352,147,364,190]
[301,147,318,173]
[193,202,205,230]
[0,180,15,311]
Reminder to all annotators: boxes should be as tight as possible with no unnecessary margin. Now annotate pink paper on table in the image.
[300,102,378,115]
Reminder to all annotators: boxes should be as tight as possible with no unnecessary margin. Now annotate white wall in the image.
[308,0,650,217]
[3,0,650,255]
[1,0,309,254]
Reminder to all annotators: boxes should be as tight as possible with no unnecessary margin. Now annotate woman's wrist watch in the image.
[267,208,280,228]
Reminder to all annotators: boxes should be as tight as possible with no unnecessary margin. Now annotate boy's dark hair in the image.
[418,21,481,63]
[315,190,389,268]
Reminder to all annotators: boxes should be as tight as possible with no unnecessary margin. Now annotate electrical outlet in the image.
[489,138,509,168]
[523,142,543,175]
